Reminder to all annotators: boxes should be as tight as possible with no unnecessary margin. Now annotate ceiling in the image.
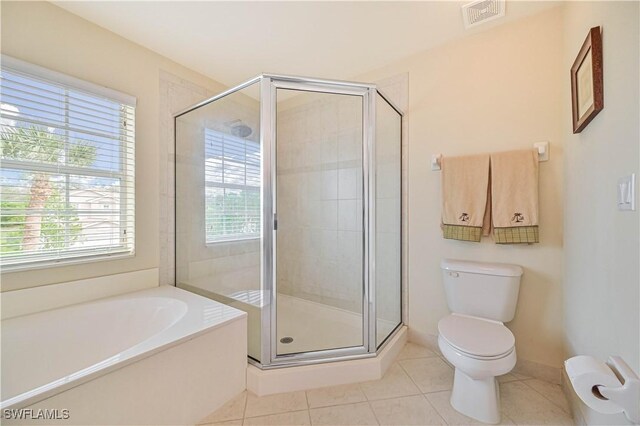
[54,1,560,88]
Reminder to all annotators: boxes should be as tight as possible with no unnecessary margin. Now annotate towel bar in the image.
[431,142,549,171]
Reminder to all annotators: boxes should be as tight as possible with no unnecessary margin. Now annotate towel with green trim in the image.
[441,154,491,242]
[491,149,539,244]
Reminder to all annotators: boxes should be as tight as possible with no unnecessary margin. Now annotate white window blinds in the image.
[205,128,260,243]
[0,57,135,270]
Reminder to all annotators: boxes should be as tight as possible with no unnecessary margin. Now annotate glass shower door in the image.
[272,81,368,358]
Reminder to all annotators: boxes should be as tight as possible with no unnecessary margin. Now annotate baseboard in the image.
[408,330,563,385]
[407,328,441,354]
[0,268,159,320]
[513,358,562,385]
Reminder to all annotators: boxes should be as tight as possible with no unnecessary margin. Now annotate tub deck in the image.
[1,286,247,425]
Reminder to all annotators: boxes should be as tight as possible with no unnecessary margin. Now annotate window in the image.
[205,128,260,243]
[0,56,135,270]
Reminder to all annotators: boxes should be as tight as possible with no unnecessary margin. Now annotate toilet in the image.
[438,259,523,424]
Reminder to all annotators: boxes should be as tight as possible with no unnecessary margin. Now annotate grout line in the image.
[422,388,453,395]
[244,409,309,421]
[241,390,249,422]
[520,378,571,414]
[244,409,311,424]
[363,390,423,403]
[396,358,428,394]
[365,399,382,425]
[420,393,449,425]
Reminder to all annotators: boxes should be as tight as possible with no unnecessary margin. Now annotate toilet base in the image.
[450,368,501,424]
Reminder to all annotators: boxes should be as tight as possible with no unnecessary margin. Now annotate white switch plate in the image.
[533,141,549,162]
[617,173,636,211]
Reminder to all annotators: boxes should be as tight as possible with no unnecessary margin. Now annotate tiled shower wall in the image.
[276,92,365,314]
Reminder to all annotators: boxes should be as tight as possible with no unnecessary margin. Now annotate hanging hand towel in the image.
[491,149,539,244]
[441,154,491,242]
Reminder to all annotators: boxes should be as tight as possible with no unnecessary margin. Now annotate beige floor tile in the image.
[244,410,311,426]
[497,373,521,384]
[309,402,378,425]
[245,391,308,418]
[369,394,446,425]
[500,381,573,425]
[306,383,367,408]
[198,391,247,424]
[437,355,454,369]
[359,362,421,401]
[201,420,243,426]
[511,372,530,380]
[425,390,515,425]
[399,357,454,393]
[396,343,438,361]
[523,378,571,413]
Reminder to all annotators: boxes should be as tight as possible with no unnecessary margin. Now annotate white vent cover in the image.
[461,0,506,29]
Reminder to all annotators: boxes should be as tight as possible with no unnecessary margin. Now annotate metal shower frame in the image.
[175,73,404,368]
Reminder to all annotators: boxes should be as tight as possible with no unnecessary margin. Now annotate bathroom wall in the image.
[356,7,567,369]
[562,0,639,384]
[0,2,227,291]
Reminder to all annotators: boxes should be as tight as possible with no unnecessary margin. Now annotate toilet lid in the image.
[438,314,515,358]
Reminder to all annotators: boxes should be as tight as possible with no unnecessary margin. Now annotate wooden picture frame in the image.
[571,26,604,133]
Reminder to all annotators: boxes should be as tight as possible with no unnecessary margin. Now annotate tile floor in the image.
[198,343,573,426]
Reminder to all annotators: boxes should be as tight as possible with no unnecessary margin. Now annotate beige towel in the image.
[491,149,539,244]
[441,154,491,242]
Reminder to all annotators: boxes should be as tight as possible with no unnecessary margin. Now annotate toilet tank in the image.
[441,259,523,322]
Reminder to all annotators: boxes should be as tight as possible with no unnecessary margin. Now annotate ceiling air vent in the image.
[461,0,506,29]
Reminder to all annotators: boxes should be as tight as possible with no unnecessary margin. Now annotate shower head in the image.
[224,119,253,138]
[231,124,253,138]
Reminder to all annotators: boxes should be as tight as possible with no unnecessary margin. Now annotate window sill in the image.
[205,236,260,247]
[0,251,135,274]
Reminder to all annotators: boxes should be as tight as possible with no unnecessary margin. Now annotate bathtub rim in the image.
[1,285,246,411]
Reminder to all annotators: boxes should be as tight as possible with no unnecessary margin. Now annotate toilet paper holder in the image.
[594,356,639,424]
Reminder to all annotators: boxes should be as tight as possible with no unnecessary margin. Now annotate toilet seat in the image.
[438,314,515,359]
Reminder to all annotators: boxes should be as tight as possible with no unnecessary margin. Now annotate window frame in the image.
[0,55,136,272]
[204,128,261,245]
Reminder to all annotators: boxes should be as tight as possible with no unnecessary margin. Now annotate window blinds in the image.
[0,59,135,269]
[204,128,260,242]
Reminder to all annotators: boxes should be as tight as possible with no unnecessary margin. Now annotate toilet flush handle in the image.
[449,272,459,278]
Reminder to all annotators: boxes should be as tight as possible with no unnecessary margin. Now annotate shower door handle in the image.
[273,213,278,231]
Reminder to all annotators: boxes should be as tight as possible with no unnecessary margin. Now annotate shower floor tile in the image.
[275,294,397,355]
[198,342,574,425]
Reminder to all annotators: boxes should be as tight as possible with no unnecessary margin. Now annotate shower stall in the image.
[175,74,402,368]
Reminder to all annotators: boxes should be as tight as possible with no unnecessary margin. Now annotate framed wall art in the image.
[571,26,604,134]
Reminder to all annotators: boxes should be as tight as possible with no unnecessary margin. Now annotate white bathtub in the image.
[1,286,247,425]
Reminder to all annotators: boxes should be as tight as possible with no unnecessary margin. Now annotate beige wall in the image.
[562,1,639,376]
[0,1,226,291]
[357,8,566,368]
